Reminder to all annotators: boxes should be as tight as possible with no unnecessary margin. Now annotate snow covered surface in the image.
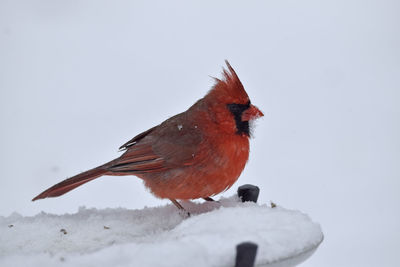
[0,196,323,267]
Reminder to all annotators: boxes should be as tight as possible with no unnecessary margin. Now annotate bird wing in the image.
[109,114,204,174]
[119,126,157,151]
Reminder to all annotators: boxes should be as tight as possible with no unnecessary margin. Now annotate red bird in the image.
[32,61,263,214]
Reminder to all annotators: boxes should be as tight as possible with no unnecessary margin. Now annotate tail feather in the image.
[32,166,108,201]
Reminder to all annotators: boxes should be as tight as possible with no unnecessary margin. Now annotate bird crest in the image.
[208,60,250,105]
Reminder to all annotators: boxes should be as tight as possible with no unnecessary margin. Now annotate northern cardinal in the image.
[32,61,263,214]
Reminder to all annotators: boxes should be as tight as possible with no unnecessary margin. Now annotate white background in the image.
[1,1,399,266]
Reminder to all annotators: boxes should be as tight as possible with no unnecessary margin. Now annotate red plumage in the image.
[32,61,263,212]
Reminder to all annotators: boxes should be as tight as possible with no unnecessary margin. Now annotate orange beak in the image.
[241,104,264,121]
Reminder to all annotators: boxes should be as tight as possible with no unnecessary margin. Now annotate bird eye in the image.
[227,101,251,116]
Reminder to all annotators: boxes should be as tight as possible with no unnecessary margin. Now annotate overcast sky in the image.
[1,1,399,266]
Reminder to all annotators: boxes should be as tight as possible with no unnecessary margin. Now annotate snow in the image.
[0,196,323,267]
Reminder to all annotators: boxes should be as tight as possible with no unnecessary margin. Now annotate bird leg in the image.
[169,199,190,217]
[203,196,221,204]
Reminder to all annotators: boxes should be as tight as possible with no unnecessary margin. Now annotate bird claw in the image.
[170,198,191,218]
[180,210,191,218]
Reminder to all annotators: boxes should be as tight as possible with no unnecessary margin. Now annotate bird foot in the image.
[170,199,191,218]
[179,209,191,218]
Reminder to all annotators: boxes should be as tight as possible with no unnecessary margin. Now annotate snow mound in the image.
[0,196,323,267]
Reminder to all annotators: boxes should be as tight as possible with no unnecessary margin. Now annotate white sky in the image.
[1,1,399,266]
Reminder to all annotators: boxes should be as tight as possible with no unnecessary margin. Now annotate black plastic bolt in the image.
[235,242,258,267]
[237,184,260,203]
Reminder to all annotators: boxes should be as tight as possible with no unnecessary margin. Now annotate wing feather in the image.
[119,126,157,151]
[110,112,205,175]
